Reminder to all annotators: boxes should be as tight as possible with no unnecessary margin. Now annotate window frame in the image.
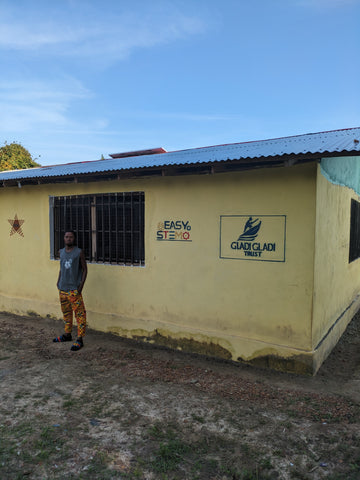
[349,198,360,263]
[49,192,145,266]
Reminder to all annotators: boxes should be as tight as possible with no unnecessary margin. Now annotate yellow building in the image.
[1,128,360,374]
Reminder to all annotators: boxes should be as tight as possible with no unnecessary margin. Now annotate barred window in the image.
[349,198,360,263]
[49,192,145,266]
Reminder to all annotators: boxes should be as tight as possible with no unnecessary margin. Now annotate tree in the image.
[0,142,40,171]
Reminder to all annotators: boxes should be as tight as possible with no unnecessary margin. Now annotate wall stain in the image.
[132,329,233,360]
[237,353,313,375]
[2,307,314,374]
[109,327,313,373]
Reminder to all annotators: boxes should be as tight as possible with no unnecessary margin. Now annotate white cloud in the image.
[0,7,205,61]
[0,24,81,50]
[0,78,92,132]
[0,79,90,102]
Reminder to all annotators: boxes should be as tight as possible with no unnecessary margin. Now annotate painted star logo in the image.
[8,214,25,237]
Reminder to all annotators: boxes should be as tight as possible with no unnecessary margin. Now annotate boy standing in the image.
[53,231,87,351]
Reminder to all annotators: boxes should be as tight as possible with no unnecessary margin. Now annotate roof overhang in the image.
[1,151,353,188]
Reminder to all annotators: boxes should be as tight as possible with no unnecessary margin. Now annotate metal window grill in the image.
[349,199,360,263]
[52,192,145,265]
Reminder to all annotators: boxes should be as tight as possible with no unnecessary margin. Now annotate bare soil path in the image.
[0,311,359,479]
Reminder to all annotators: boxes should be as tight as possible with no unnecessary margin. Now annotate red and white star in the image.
[8,214,25,237]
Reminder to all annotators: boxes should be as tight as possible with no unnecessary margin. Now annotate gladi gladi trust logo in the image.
[219,215,286,262]
[237,217,261,241]
[231,216,275,258]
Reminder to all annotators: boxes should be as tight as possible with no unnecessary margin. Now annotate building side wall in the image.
[0,163,317,370]
[312,161,360,371]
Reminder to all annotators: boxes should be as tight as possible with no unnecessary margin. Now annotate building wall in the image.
[312,160,360,371]
[0,163,317,371]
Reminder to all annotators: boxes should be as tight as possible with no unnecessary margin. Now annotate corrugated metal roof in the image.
[1,127,359,182]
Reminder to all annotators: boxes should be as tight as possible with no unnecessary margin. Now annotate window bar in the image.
[135,194,139,264]
[55,199,58,256]
[69,197,72,231]
[136,193,139,265]
[53,199,56,256]
[140,193,144,265]
[63,197,67,238]
[73,196,75,237]
[61,198,64,252]
[122,193,126,264]
[73,196,76,231]
[52,200,55,257]
[87,196,91,261]
[81,198,85,256]
[60,199,63,255]
[85,197,88,256]
[69,196,72,231]
[101,195,105,262]
[108,193,111,263]
[115,193,119,263]
[72,196,74,232]
[67,196,70,232]
[142,193,145,264]
[55,199,59,256]
[65,198,68,242]
[57,199,60,253]
[130,193,134,264]
[91,196,96,262]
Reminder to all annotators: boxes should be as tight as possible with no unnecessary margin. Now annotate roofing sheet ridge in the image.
[166,126,360,154]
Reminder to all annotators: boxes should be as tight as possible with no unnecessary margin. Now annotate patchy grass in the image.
[0,387,359,480]
[0,311,360,479]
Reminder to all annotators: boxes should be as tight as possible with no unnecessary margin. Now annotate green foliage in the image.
[0,142,40,171]
[151,438,191,472]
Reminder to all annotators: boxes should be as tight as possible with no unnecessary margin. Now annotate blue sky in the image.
[0,0,359,166]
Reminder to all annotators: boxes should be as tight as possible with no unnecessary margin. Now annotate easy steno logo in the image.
[156,220,192,241]
[220,215,286,262]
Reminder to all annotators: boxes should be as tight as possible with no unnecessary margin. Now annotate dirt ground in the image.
[0,311,359,480]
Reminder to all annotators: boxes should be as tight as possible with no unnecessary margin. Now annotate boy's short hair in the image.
[64,230,77,243]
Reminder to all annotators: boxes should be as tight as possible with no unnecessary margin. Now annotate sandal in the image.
[53,333,72,343]
[70,338,83,351]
